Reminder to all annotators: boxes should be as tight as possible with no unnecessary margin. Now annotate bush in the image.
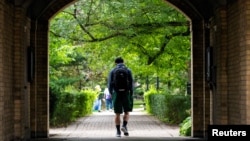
[179,116,191,136]
[144,87,158,114]
[144,87,190,124]
[50,89,96,127]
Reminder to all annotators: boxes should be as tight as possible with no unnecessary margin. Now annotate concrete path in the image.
[31,108,205,141]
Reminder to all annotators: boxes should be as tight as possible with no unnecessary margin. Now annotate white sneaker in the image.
[121,126,129,136]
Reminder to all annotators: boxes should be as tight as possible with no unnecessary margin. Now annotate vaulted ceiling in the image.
[166,0,228,20]
[13,0,229,21]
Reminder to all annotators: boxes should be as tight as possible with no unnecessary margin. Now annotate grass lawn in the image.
[133,99,145,109]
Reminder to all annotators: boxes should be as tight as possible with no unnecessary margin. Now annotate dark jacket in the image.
[108,63,133,95]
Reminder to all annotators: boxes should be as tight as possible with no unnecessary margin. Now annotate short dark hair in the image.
[115,57,124,64]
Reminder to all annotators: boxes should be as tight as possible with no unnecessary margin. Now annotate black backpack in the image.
[113,66,129,92]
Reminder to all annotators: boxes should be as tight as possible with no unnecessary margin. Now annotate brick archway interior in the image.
[30,0,206,138]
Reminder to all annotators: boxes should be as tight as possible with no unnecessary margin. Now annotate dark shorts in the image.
[112,91,133,113]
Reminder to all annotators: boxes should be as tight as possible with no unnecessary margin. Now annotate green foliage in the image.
[144,86,159,114]
[49,0,192,128]
[144,87,190,124]
[164,94,191,123]
[134,87,144,96]
[50,89,96,127]
[179,116,191,136]
[49,0,190,93]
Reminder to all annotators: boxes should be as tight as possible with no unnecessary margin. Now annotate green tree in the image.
[49,0,190,93]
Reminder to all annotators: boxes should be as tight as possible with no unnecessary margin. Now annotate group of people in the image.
[93,57,134,138]
[93,86,113,112]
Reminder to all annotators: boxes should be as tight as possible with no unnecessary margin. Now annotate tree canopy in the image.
[49,0,191,93]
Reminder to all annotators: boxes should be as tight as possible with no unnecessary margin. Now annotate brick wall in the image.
[227,0,243,124]
[190,20,206,137]
[1,0,250,140]
[30,20,49,138]
[0,1,32,140]
[0,1,15,141]
[210,6,229,124]
[227,0,250,124]
[210,0,250,125]
[13,6,31,139]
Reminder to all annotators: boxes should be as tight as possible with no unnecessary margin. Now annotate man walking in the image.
[108,57,134,137]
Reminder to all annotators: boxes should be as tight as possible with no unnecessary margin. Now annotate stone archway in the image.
[28,0,207,138]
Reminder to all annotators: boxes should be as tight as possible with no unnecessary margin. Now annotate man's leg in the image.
[110,99,113,110]
[105,99,109,110]
[98,100,101,112]
[123,111,129,122]
[107,100,110,110]
[121,112,129,136]
[115,113,121,137]
[120,91,131,136]
[109,99,113,110]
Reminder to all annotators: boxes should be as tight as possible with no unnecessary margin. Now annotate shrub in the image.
[50,89,96,127]
[144,87,190,124]
[179,116,191,136]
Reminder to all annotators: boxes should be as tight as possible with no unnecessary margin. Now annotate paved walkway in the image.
[31,108,205,141]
